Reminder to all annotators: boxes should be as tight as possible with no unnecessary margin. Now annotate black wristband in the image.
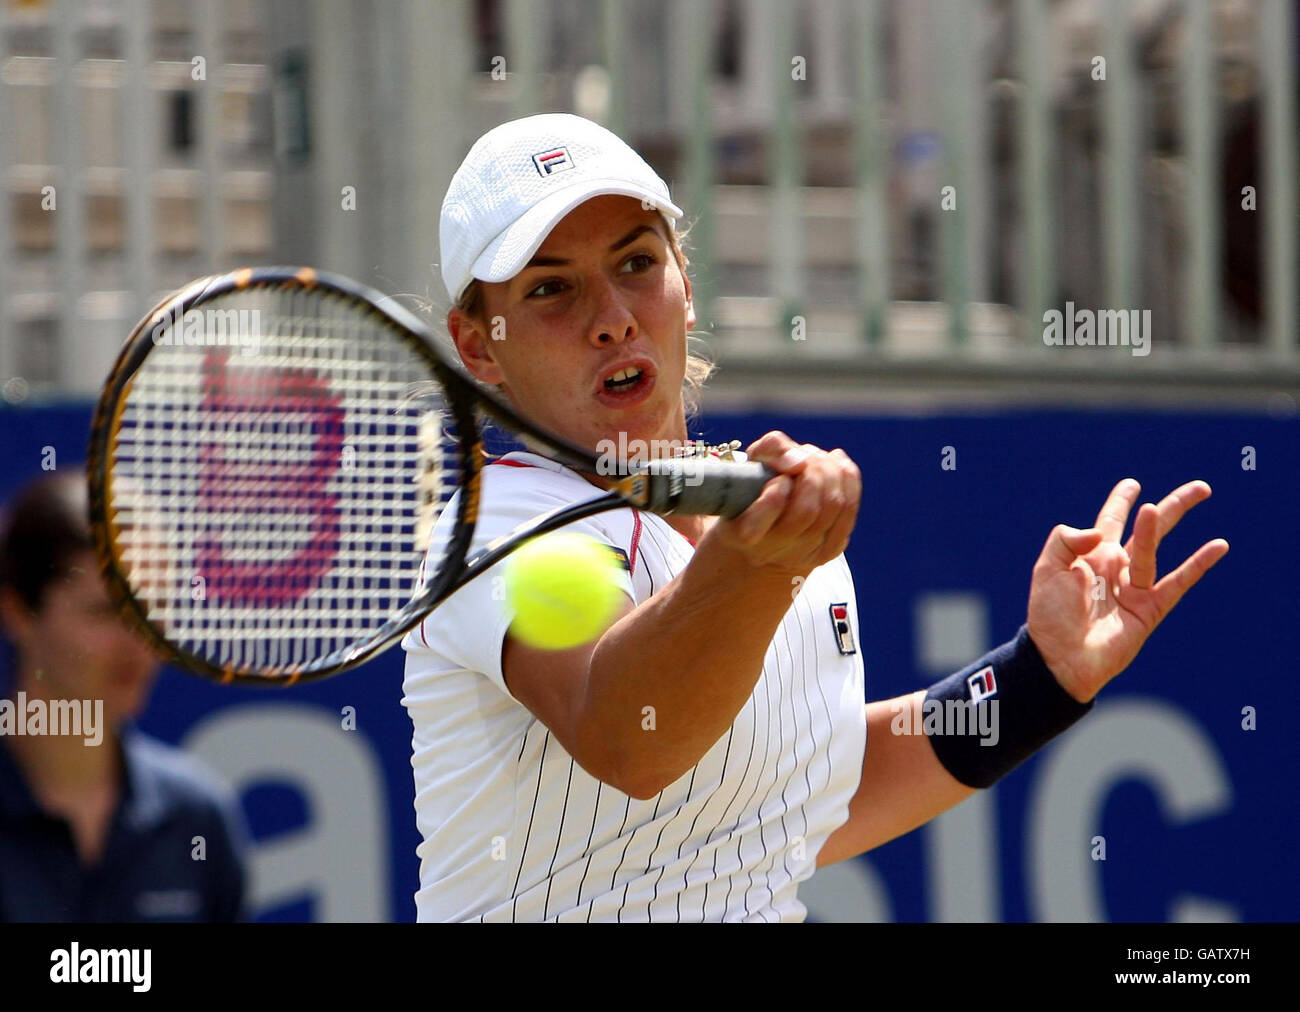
[922,624,1094,789]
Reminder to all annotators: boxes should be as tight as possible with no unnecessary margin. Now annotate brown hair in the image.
[453,214,715,418]
[0,472,93,614]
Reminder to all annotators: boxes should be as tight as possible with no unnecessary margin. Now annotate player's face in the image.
[12,552,159,724]
[463,194,695,453]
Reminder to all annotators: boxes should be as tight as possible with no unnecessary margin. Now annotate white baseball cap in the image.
[439,113,684,303]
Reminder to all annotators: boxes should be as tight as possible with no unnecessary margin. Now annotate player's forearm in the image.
[819,626,1098,865]
[816,694,976,866]
[580,541,800,800]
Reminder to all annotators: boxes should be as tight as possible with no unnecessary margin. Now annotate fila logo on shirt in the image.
[967,665,997,703]
[533,147,574,176]
[828,603,856,655]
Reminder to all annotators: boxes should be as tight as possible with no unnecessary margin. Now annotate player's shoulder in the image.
[480,451,598,510]
[478,450,643,559]
[804,552,856,597]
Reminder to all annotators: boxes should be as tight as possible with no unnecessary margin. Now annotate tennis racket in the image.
[87,266,775,686]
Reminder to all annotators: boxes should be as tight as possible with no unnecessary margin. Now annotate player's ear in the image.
[682,270,696,332]
[448,305,506,387]
[0,586,36,651]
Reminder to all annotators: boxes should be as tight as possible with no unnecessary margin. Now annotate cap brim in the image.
[470,180,684,288]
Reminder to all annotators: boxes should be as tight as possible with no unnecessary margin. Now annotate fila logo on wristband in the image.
[532,147,574,176]
[967,665,997,703]
[828,603,856,655]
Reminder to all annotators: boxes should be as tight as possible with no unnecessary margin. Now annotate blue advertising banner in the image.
[1,403,1293,921]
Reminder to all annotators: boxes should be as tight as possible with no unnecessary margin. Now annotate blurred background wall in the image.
[2,0,1297,405]
[0,0,1296,922]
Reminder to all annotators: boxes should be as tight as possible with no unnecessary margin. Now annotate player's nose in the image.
[585,275,637,348]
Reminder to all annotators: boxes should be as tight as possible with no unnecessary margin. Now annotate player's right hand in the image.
[705,430,861,576]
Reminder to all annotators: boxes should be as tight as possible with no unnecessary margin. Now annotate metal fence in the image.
[1,0,1297,407]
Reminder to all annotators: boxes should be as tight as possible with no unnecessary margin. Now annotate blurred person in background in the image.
[0,471,248,922]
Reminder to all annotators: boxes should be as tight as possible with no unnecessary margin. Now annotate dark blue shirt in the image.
[0,726,248,921]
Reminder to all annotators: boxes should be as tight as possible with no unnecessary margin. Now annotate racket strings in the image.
[109,284,463,675]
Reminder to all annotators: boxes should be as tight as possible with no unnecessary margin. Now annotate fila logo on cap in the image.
[532,147,574,176]
[967,665,997,703]
[828,602,856,655]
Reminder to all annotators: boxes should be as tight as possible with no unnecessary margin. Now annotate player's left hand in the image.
[1025,478,1229,703]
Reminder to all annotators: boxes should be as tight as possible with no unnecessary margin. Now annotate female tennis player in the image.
[400,113,1228,922]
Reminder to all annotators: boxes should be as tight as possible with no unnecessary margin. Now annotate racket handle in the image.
[631,459,778,518]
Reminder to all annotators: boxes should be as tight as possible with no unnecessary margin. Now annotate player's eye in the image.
[525,279,567,298]
[620,252,656,274]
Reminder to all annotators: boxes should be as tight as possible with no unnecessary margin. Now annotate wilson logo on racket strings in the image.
[196,350,343,605]
[149,305,262,356]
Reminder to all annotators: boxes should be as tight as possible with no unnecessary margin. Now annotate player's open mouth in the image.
[605,367,643,391]
[596,360,656,407]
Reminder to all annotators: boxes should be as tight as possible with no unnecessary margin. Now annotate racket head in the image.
[87,267,486,685]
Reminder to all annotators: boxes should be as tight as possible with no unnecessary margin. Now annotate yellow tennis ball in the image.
[503,533,625,650]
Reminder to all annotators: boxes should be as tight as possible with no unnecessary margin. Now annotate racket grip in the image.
[635,459,778,518]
